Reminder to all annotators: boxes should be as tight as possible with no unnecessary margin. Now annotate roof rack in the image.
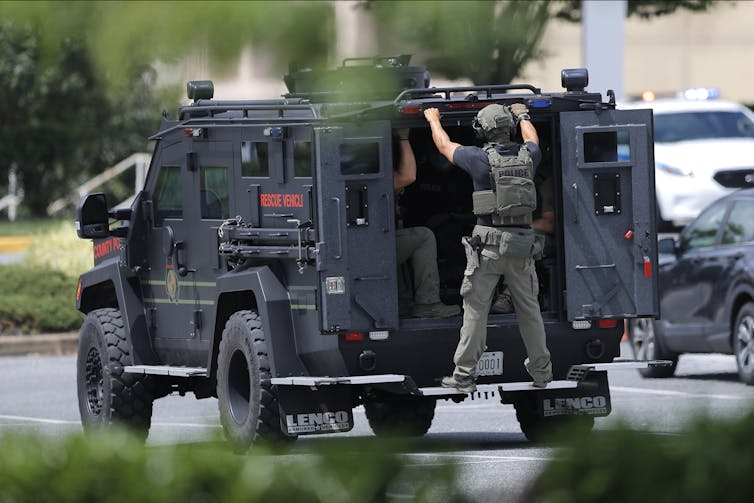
[395,83,542,103]
[179,102,320,121]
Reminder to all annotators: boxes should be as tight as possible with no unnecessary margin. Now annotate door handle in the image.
[570,183,579,224]
[331,197,343,259]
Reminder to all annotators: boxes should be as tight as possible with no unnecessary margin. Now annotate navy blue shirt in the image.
[453,141,542,226]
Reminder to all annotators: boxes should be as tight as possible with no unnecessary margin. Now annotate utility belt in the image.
[461,225,539,274]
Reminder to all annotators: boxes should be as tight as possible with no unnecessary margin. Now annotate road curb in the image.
[0,236,32,253]
[0,332,78,357]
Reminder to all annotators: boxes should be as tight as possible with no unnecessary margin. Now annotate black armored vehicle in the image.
[75,55,662,448]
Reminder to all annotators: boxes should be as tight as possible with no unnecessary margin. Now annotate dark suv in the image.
[628,188,754,384]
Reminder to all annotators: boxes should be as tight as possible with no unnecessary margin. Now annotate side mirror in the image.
[658,236,677,255]
[76,193,110,239]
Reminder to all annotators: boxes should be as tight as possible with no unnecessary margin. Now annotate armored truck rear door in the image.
[559,109,659,320]
[314,121,399,332]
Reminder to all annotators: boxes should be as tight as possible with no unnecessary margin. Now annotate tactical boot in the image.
[441,375,477,393]
[411,302,461,318]
[532,375,553,389]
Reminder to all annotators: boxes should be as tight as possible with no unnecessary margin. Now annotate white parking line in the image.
[0,414,218,428]
[404,452,552,466]
[611,386,746,401]
[0,414,78,425]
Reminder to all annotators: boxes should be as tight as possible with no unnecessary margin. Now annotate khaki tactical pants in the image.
[453,226,552,383]
[395,226,441,305]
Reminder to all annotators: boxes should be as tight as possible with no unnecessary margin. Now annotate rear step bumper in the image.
[124,359,672,394]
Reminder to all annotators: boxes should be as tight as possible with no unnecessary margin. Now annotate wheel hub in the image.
[84,347,104,416]
[736,315,754,374]
[227,349,251,425]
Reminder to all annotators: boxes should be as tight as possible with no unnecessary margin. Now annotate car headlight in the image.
[656,161,694,177]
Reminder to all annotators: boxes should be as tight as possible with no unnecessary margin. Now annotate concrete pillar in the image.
[582,0,627,100]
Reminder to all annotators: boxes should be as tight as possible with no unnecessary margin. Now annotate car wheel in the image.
[733,303,754,385]
[76,308,154,437]
[216,310,295,452]
[513,397,594,443]
[364,395,436,437]
[627,318,678,378]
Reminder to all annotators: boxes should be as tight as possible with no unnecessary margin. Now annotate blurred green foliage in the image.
[0,1,335,89]
[526,409,754,503]
[0,429,467,503]
[366,0,550,86]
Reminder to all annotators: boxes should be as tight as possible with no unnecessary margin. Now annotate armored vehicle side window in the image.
[241,141,269,177]
[200,166,230,219]
[340,142,380,175]
[583,131,630,163]
[294,141,312,178]
[154,165,183,220]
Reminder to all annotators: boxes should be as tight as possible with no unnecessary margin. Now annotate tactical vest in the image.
[471,144,537,226]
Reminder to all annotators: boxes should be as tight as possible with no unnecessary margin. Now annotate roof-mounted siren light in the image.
[187,80,214,102]
[561,68,588,93]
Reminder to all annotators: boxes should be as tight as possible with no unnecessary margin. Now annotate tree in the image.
[362,0,717,86]
[0,24,160,216]
[554,0,717,22]
[0,1,336,216]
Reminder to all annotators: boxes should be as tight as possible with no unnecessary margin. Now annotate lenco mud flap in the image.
[501,370,612,418]
[277,385,355,435]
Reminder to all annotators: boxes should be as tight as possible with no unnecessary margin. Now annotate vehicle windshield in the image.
[654,111,754,143]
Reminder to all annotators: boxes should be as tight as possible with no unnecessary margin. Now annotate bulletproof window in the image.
[681,199,727,250]
[241,141,269,177]
[200,166,230,219]
[722,199,754,245]
[583,131,630,163]
[294,141,312,178]
[154,165,183,220]
[340,142,380,175]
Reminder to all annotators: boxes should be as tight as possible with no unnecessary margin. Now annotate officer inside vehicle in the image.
[393,129,461,318]
[423,103,553,392]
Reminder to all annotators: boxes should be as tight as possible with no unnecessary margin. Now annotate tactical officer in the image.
[424,103,553,392]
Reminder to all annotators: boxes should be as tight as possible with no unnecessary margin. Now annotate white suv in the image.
[622,94,754,230]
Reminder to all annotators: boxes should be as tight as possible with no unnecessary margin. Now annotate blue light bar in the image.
[530,99,551,108]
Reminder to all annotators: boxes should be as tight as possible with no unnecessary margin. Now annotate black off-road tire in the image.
[76,308,154,437]
[513,397,594,443]
[364,395,436,437]
[216,310,294,452]
[627,318,678,378]
[733,303,754,385]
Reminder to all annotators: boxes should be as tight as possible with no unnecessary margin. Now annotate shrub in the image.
[0,430,466,503]
[23,220,92,278]
[525,409,754,503]
[0,264,83,334]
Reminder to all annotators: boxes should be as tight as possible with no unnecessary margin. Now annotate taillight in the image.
[343,332,364,342]
[597,319,618,329]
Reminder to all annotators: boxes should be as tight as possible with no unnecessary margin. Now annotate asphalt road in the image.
[2,343,754,502]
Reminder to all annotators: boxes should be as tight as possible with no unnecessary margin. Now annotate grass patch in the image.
[0,218,71,237]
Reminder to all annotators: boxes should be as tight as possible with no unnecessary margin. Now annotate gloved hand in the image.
[510,103,529,118]
[395,128,410,140]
